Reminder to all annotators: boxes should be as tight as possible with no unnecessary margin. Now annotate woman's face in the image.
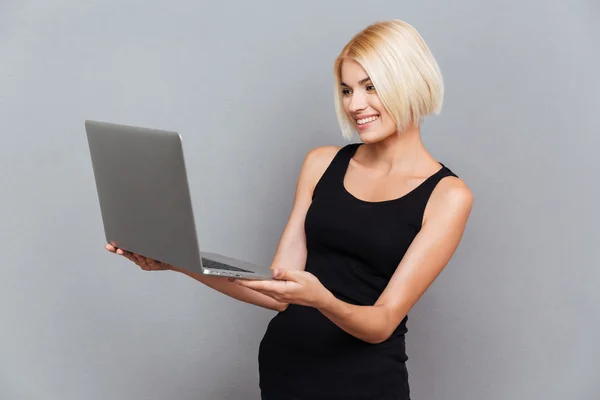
[340,59,397,143]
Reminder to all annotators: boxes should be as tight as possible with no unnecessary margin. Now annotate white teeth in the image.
[356,115,379,125]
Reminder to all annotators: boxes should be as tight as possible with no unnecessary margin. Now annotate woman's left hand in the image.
[235,269,333,309]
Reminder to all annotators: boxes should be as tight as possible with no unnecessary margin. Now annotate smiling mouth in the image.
[356,115,379,125]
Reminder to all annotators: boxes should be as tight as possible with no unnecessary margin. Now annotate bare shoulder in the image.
[434,176,473,204]
[301,145,341,179]
[292,145,342,197]
[425,175,474,222]
[303,145,341,169]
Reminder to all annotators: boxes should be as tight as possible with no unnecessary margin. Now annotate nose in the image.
[348,91,367,113]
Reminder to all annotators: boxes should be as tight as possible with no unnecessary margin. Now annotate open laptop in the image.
[85,120,274,280]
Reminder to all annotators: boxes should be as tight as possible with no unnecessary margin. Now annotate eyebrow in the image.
[340,77,372,87]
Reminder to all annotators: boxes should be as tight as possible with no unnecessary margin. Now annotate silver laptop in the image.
[85,120,274,280]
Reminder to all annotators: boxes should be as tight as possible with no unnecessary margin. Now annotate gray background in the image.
[1,0,598,399]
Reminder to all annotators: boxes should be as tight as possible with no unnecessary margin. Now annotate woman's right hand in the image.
[105,244,172,271]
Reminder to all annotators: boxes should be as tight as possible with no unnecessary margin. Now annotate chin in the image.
[357,130,389,144]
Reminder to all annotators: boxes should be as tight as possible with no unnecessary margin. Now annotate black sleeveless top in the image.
[258,144,458,400]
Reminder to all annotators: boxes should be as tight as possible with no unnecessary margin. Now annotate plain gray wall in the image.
[1,1,598,399]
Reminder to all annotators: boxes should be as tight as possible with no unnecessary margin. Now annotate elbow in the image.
[362,324,395,344]
[364,309,405,344]
[365,330,392,345]
[365,337,386,345]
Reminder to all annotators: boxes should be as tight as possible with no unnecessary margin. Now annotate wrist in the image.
[316,289,336,310]
[169,265,198,280]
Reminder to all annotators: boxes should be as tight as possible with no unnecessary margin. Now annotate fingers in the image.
[256,289,281,301]
[105,244,148,269]
[105,243,170,271]
[236,279,262,289]
[234,279,289,302]
[132,254,165,271]
[105,244,127,257]
[106,244,137,262]
[120,250,138,263]
[247,286,285,302]
[134,254,158,271]
[238,280,284,296]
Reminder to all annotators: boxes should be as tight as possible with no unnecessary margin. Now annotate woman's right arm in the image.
[107,244,288,311]
[107,146,339,312]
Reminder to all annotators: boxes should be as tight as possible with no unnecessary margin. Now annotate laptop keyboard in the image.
[201,258,254,273]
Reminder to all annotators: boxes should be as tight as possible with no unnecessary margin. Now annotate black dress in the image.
[258,144,457,400]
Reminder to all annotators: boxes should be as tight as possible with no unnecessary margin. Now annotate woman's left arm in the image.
[237,177,473,344]
[320,178,473,343]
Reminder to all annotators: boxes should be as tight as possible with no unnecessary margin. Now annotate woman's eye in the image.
[341,88,352,95]
[366,84,376,91]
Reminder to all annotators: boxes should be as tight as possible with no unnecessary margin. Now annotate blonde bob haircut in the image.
[333,20,444,140]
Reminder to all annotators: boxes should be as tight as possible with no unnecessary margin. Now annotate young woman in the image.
[107,20,473,400]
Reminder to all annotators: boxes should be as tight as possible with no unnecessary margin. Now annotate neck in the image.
[361,123,434,173]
